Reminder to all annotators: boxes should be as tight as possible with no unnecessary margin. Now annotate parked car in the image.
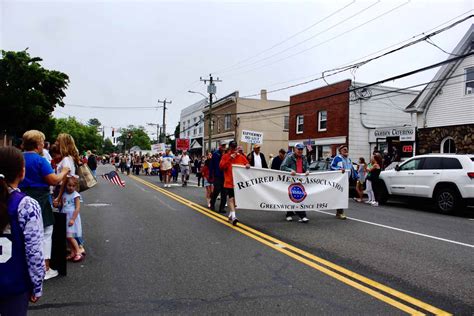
[379,154,474,212]
[308,160,331,171]
[309,159,357,196]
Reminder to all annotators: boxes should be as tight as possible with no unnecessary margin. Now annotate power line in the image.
[65,103,161,110]
[174,72,466,135]
[224,1,411,78]
[221,54,472,117]
[240,13,473,98]
[214,0,360,74]
[256,9,473,91]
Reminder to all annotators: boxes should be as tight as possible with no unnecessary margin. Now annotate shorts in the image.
[161,169,171,176]
[204,179,212,187]
[181,166,190,176]
[225,188,235,199]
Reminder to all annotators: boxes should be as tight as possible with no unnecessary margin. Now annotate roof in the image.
[405,24,474,112]
[181,98,208,116]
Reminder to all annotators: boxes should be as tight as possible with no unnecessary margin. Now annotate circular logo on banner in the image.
[288,183,307,203]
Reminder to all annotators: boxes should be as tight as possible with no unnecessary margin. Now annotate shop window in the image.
[318,111,327,131]
[466,67,474,95]
[296,115,304,134]
[441,137,456,153]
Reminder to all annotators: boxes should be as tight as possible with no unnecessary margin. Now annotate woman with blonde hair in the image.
[19,130,70,280]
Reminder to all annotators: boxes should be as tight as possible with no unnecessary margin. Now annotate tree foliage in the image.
[117,126,151,151]
[87,118,101,127]
[102,138,116,154]
[0,50,69,136]
[52,117,103,154]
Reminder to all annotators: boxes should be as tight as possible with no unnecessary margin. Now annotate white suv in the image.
[379,154,474,212]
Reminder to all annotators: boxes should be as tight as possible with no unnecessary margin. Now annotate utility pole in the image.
[200,74,221,153]
[157,99,172,143]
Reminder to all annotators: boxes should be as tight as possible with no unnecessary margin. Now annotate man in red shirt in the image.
[219,140,250,225]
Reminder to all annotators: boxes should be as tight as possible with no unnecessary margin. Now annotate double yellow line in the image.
[130,175,451,315]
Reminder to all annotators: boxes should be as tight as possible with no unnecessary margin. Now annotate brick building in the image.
[289,80,418,161]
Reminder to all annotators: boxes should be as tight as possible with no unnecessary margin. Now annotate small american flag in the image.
[101,171,126,187]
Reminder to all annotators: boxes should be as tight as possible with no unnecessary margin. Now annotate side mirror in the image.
[395,165,401,171]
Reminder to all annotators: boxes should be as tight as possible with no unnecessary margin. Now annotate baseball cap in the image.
[254,144,261,149]
[295,143,305,150]
[228,140,237,148]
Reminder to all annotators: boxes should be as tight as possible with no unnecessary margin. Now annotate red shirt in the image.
[219,151,249,189]
[296,156,303,173]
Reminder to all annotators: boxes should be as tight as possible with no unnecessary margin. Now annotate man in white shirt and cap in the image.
[247,144,268,169]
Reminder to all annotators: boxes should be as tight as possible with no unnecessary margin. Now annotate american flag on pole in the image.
[101,171,126,187]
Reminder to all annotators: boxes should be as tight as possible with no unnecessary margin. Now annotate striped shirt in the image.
[9,188,45,297]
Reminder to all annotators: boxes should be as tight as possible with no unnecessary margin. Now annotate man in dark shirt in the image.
[209,141,227,213]
[270,149,286,170]
[87,150,98,178]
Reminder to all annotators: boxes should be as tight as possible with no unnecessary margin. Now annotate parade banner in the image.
[152,143,166,153]
[241,130,263,144]
[233,165,348,211]
[176,138,190,150]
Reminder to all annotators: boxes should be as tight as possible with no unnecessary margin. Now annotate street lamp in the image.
[188,90,208,99]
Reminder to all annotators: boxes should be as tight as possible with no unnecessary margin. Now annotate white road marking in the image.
[314,210,474,249]
[86,203,110,207]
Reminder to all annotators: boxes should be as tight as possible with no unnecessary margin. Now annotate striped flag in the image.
[101,171,125,187]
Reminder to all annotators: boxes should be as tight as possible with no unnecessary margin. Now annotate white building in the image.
[405,24,474,154]
[179,98,208,156]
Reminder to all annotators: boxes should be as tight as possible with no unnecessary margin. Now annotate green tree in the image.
[0,50,69,137]
[102,138,116,154]
[87,118,101,127]
[117,126,151,152]
[52,117,103,153]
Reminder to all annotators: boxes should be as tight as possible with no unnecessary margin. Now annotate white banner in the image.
[241,130,263,144]
[233,166,348,211]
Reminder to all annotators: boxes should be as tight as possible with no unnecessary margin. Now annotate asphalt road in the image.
[29,165,474,315]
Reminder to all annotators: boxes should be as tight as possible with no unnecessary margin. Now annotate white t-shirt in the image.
[160,156,173,170]
[180,155,190,166]
[57,156,76,176]
[42,149,52,163]
[253,152,262,168]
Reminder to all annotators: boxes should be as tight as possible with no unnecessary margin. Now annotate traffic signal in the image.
[112,128,115,137]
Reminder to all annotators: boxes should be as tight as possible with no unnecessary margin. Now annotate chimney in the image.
[260,89,267,101]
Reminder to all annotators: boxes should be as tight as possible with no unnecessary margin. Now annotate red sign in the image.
[402,145,413,153]
[176,138,190,151]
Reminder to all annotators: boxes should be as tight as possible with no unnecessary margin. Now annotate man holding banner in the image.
[280,143,310,223]
[219,140,249,225]
[330,144,358,220]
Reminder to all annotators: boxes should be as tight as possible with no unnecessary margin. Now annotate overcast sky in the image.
[1,0,472,140]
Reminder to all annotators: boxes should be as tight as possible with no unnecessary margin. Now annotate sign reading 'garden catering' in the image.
[233,166,348,211]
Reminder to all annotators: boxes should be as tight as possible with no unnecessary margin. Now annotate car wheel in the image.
[434,187,461,213]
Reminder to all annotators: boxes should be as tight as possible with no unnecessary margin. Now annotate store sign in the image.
[372,127,416,141]
[241,130,263,144]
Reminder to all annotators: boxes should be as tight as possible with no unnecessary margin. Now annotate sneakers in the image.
[228,215,239,226]
[371,201,379,206]
[335,212,347,220]
[364,200,373,204]
[286,216,293,222]
[44,268,59,280]
[298,217,309,223]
